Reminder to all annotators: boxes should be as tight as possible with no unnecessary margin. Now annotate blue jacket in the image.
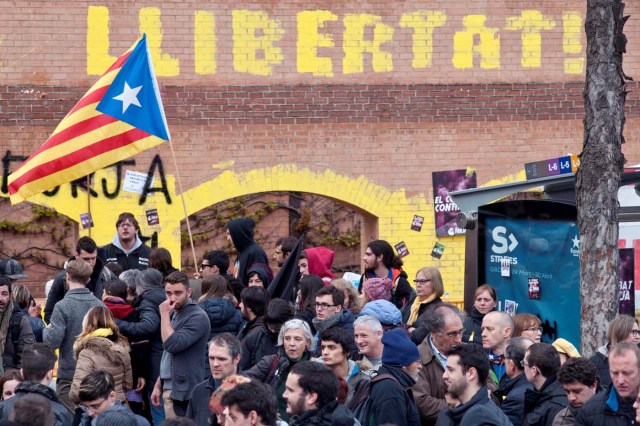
[163,300,211,401]
[200,297,243,375]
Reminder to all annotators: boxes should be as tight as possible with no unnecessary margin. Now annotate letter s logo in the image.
[492,226,508,254]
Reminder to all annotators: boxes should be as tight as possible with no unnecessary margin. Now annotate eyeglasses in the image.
[315,303,337,310]
[200,263,212,269]
[632,330,640,337]
[80,397,108,412]
[526,327,543,334]
[413,279,432,285]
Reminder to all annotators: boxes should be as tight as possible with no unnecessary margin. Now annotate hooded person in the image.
[304,247,335,284]
[247,263,274,288]
[226,218,269,286]
[98,212,151,272]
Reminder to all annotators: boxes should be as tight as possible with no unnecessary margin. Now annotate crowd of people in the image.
[0,211,637,426]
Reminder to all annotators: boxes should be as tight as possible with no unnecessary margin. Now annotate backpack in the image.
[8,306,26,366]
[347,373,398,426]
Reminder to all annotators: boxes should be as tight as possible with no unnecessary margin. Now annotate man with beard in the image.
[358,240,413,310]
[437,343,511,425]
[0,275,34,373]
[283,361,357,425]
[187,333,241,425]
[151,271,210,417]
[99,212,151,272]
[226,218,268,286]
[44,236,113,323]
[554,357,599,425]
[575,341,640,425]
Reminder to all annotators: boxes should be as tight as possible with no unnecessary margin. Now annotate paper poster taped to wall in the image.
[432,169,477,237]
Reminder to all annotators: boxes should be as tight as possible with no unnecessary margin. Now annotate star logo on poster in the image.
[113,82,142,114]
[571,235,580,249]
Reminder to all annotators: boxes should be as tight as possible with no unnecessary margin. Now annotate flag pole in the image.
[167,140,199,274]
[86,175,92,237]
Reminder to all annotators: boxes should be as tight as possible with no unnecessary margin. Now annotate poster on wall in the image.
[432,169,477,237]
[479,202,580,349]
[619,248,635,316]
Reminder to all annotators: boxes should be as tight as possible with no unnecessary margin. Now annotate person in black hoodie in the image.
[462,284,497,346]
[522,343,568,426]
[284,361,357,426]
[98,212,151,272]
[226,218,269,286]
[44,236,113,324]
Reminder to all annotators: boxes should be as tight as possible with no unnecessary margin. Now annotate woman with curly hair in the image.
[69,306,132,406]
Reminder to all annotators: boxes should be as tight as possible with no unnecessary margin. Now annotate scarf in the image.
[73,328,114,351]
[407,293,437,325]
[0,300,14,375]
[312,311,343,335]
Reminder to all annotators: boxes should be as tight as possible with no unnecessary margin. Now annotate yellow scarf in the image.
[88,328,114,338]
[408,294,437,325]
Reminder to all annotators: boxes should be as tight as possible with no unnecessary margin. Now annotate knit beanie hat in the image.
[95,406,139,426]
[381,328,420,367]
[136,268,164,292]
[363,277,393,302]
[552,338,581,358]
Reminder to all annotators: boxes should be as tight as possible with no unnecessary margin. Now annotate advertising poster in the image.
[432,169,477,237]
[480,207,580,348]
[619,248,635,316]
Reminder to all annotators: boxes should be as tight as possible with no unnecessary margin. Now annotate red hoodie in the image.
[305,247,335,284]
[104,296,135,320]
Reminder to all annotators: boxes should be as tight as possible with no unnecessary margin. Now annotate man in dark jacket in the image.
[312,285,356,356]
[0,343,71,426]
[523,343,568,426]
[495,336,534,426]
[284,361,357,426]
[359,240,413,310]
[226,218,268,286]
[368,328,421,426]
[414,304,464,425]
[187,333,241,425]
[237,286,270,341]
[156,271,210,416]
[575,341,640,426]
[554,357,599,426]
[44,236,112,323]
[98,212,151,272]
[437,343,511,426]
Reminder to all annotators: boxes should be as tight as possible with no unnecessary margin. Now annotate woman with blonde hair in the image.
[69,306,132,405]
[402,266,444,329]
[332,278,361,314]
[589,314,640,387]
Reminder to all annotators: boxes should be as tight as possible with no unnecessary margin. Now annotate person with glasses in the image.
[245,319,314,422]
[311,286,356,356]
[494,336,534,426]
[0,343,71,425]
[414,304,464,425]
[196,250,232,281]
[589,315,640,388]
[512,314,543,343]
[522,343,568,425]
[402,267,445,345]
[78,370,149,425]
[98,212,151,272]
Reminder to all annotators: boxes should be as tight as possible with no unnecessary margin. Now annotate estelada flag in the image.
[8,34,170,204]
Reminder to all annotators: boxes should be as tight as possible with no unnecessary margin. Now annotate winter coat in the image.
[237,317,264,342]
[186,377,218,426]
[552,406,578,426]
[0,381,72,426]
[240,325,279,371]
[413,335,448,425]
[402,296,443,345]
[43,256,111,323]
[436,386,513,426]
[290,400,357,426]
[43,288,105,381]
[523,377,568,426]
[163,300,211,401]
[574,384,636,426]
[312,309,356,356]
[2,306,35,370]
[368,365,420,426]
[98,234,151,272]
[495,373,533,426]
[462,307,490,346]
[296,309,317,335]
[360,300,403,327]
[116,287,165,386]
[227,218,269,286]
[70,335,133,404]
[589,347,611,387]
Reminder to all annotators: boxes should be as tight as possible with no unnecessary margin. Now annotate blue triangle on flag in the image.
[97,34,170,141]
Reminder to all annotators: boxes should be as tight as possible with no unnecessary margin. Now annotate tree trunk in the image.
[576,0,628,356]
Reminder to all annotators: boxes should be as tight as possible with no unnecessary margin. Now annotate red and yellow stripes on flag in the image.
[8,44,164,204]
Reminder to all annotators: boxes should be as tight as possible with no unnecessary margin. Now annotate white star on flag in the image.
[113,82,142,113]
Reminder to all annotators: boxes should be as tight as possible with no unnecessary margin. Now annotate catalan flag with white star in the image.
[8,34,170,204]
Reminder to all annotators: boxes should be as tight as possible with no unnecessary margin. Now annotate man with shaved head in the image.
[481,311,513,386]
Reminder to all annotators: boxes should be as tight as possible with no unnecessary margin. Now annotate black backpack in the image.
[347,373,398,426]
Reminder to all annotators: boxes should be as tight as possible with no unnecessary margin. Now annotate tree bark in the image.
[576,0,628,356]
